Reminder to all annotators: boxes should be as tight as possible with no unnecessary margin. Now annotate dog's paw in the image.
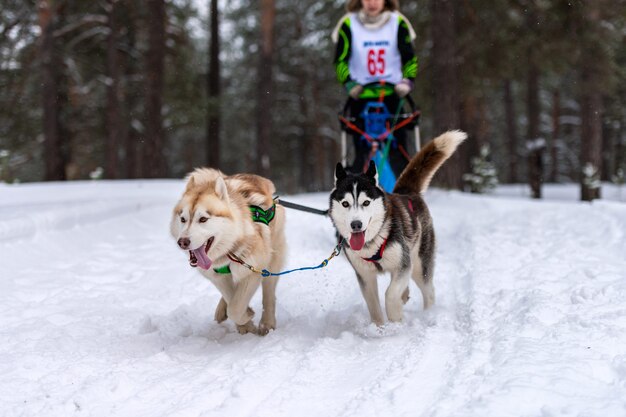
[257,326,272,336]
[215,301,255,324]
[257,321,276,336]
[258,310,276,336]
[214,297,228,323]
[236,320,258,335]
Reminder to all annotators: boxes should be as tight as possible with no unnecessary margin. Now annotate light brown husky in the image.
[170,168,286,335]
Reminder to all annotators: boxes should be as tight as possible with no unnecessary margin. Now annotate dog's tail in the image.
[393,130,467,195]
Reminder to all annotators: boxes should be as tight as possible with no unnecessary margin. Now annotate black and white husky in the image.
[329,130,466,325]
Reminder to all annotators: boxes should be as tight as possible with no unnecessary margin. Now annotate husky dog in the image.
[329,131,466,326]
[170,168,286,335]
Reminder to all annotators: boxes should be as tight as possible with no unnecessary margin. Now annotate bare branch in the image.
[65,26,109,49]
[53,14,107,38]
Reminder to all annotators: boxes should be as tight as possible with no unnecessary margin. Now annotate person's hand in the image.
[394,79,414,98]
[345,81,363,99]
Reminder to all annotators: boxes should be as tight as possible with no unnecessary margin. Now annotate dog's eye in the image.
[199,217,208,223]
[180,217,186,223]
[342,201,350,208]
[362,200,370,207]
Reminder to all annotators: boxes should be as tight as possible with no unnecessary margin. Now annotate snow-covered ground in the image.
[1,180,625,417]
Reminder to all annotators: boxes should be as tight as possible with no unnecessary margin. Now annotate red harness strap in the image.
[362,238,388,263]
[339,110,421,144]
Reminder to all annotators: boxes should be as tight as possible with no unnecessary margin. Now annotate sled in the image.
[338,82,421,193]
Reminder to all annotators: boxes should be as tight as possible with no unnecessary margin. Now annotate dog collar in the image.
[362,238,388,263]
[213,264,231,275]
[249,204,276,225]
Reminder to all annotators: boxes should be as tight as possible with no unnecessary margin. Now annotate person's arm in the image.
[394,15,418,97]
[334,18,361,96]
[397,16,417,82]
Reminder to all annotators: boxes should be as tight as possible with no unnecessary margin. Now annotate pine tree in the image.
[581,162,601,198]
[0,149,10,183]
[613,167,625,186]
[463,145,498,194]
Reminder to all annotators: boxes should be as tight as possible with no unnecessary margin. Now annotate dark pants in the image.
[348,95,409,177]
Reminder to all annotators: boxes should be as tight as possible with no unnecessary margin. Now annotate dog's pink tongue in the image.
[192,246,213,270]
[350,232,366,251]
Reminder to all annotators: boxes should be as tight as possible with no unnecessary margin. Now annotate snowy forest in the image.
[3,2,626,415]
[1,0,625,200]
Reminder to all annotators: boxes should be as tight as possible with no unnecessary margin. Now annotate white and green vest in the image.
[348,12,403,85]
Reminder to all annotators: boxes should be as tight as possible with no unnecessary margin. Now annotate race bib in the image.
[349,12,403,85]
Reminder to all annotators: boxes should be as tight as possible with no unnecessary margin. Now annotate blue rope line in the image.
[260,259,332,277]
[260,242,342,277]
[232,240,344,278]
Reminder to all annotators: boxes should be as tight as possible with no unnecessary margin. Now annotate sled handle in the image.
[414,125,421,152]
[341,130,348,167]
[340,83,419,118]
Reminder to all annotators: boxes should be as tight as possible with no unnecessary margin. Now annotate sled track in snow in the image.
[253,197,481,417]
[3,184,625,416]
[0,198,174,242]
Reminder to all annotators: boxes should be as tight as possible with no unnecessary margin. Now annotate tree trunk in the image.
[504,80,519,183]
[206,0,220,169]
[460,95,489,158]
[298,78,316,192]
[526,3,543,199]
[615,123,626,180]
[295,17,311,192]
[526,64,543,198]
[143,0,166,178]
[601,121,612,182]
[105,0,121,179]
[256,0,275,177]
[297,100,310,191]
[430,0,462,189]
[580,88,603,201]
[39,0,67,181]
[123,5,139,179]
[311,74,325,191]
[549,89,560,183]
[579,1,603,202]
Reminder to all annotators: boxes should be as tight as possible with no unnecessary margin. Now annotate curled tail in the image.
[393,130,467,195]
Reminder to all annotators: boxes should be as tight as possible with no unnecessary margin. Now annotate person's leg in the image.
[383,95,410,177]
[350,134,368,173]
[388,129,409,177]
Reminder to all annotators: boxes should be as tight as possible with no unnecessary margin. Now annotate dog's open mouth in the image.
[189,236,214,270]
[350,232,366,251]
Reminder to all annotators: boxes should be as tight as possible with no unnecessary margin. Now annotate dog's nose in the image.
[350,220,363,232]
[177,237,190,249]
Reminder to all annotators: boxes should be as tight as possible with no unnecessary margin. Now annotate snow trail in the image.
[1,181,625,417]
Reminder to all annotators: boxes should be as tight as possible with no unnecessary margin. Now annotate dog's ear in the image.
[365,160,378,185]
[215,176,230,203]
[185,175,196,191]
[335,163,347,183]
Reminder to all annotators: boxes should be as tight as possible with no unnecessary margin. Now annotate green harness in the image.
[212,203,276,275]
[213,264,232,275]
[249,204,276,225]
